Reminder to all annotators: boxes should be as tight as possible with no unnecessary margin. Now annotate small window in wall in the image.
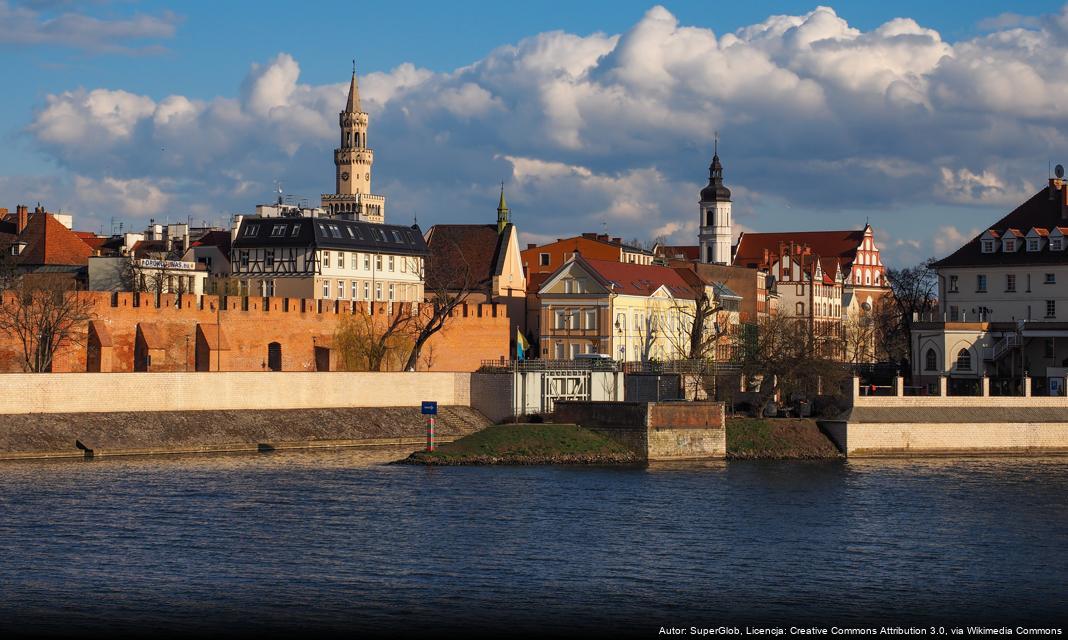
[389,256,395,271]
[338,281,345,298]
[1047,299,1057,318]
[1046,273,1056,284]
[1006,274,1016,292]
[539,253,550,267]
[554,342,565,359]
[955,349,972,371]
[924,349,937,371]
[352,281,358,299]
[585,310,597,330]
[322,280,330,298]
[977,275,987,292]
[949,275,958,292]
[796,302,804,316]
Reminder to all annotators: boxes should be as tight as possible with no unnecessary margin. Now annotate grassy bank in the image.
[397,424,640,465]
[726,417,842,459]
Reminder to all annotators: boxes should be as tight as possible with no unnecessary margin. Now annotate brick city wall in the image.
[0,371,472,414]
[0,291,509,373]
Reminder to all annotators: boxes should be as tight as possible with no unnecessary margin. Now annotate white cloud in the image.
[0,0,180,54]
[16,3,1068,265]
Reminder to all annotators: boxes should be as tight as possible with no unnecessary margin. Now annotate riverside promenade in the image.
[819,376,1068,456]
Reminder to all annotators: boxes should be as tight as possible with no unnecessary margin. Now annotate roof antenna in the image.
[714,130,719,156]
[413,211,418,227]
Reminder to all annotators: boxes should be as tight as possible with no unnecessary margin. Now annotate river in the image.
[0,448,1065,635]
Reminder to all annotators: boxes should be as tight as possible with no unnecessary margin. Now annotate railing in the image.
[991,334,1019,361]
[478,359,621,373]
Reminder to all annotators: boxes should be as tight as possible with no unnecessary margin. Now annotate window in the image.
[924,349,937,371]
[949,275,958,292]
[328,224,342,238]
[322,280,330,298]
[585,310,597,330]
[1047,300,1056,319]
[239,250,249,268]
[587,344,597,354]
[555,342,565,359]
[243,224,259,237]
[1028,238,1040,251]
[336,280,344,298]
[376,255,383,271]
[346,226,355,239]
[401,258,407,273]
[1046,273,1056,284]
[270,224,286,237]
[1052,238,1063,251]
[388,256,395,271]
[375,282,382,300]
[976,274,987,292]
[323,251,330,267]
[539,253,550,267]
[1046,338,1056,359]
[352,281,358,299]
[364,254,371,270]
[569,343,580,359]
[265,251,275,268]
[351,252,358,270]
[555,310,566,330]
[1004,239,1015,252]
[388,283,395,300]
[290,225,301,238]
[950,305,959,321]
[1006,274,1016,292]
[796,302,804,316]
[264,279,275,296]
[955,349,972,371]
[337,253,344,268]
[982,240,994,253]
[363,282,370,299]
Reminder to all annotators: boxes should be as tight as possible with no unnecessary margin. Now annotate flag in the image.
[516,329,530,360]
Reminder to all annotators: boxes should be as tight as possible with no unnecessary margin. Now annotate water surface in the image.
[0,449,1065,635]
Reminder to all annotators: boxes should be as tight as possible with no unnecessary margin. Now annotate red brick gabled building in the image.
[0,205,95,287]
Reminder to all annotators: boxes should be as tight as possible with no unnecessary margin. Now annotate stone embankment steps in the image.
[0,406,491,460]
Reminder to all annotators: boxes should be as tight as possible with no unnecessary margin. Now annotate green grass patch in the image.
[726,417,841,459]
[404,423,636,464]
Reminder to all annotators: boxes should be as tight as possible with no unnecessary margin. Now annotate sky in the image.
[3,0,1068,267]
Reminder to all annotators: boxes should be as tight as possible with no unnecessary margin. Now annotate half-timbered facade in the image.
[230,216,427,301]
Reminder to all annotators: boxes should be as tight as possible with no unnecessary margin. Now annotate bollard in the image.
[426,415,436,452]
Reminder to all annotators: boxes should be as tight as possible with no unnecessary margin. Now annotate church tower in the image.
[698,142,732,265]
[497,184,510,234]
[321,63,386,223]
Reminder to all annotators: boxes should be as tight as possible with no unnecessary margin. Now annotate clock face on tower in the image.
[341,172,350,181]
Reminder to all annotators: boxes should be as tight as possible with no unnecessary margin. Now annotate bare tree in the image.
[0,275,94,372]
[119,250,187,296]
[884,258,938,369]
[334,307,414,372]
[842,306,877,364]
[740,312,846,417]
[401,239,478,371]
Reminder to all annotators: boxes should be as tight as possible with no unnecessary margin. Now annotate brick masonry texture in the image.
[554,401,725,460]
[0,291,509,373]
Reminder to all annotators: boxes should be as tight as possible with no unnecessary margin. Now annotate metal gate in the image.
[542,370,591,413]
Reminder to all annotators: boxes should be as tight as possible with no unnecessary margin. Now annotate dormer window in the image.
[244,224,259,237]
[982,240,994,253]
[1052,237,1063,251]
[1003,239,1015,252]
[1028,238,1040,252]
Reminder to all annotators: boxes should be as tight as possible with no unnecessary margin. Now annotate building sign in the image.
[138,259,196,271]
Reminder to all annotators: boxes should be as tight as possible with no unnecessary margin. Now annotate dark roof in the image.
[734,229,865,269]
[934,185,1068,268]
[231,217,428,256]
[700,154,731,202]
[656,245,699,261]
[190,230,232,255]
[423,223,507,291]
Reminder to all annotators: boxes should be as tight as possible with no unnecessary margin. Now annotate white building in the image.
[912,177,1068,395]
[698,146,732,266]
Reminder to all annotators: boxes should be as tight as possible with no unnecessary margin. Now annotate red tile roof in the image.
[580,257,696,299]
[15,212,94,266]
[733,230,865,269]
[424,224,507,292]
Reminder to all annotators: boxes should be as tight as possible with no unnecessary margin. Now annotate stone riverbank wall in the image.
[0,371,490,459]
[819,379,1068,456]
[553,401,726,460]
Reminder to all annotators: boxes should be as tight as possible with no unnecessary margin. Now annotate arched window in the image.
[955,348,972,371]
[925,349,937,371]
[355,132,361,147]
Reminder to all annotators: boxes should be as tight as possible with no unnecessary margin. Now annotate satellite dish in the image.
[1057,164,1065,179]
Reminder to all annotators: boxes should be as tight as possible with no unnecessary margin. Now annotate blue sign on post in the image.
[421,401,438,415]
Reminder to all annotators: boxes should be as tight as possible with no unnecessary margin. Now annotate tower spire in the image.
[346,61,361,113]
[497,182,510,234]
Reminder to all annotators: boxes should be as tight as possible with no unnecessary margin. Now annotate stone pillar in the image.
[981,375,990,397]
[939,375,948,397]
[894,376,904,397]
[852,375,861,399]
[1024,375,1032,398]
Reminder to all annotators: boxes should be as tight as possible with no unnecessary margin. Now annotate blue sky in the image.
[3,0,1067,265]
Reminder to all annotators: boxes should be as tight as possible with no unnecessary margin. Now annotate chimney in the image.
[1062,182,1068,219]
[612,237,622,245]
[16,205,28,234]
[231,215,243,243]
[582,232,596,239]
[527,243,536,250]
[1051,178,1063,200]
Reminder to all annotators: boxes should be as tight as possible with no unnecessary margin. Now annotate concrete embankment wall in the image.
[554,401,726,460]
[0,371,488,460]
[822,396,1068,456]
[0,371,471,414]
